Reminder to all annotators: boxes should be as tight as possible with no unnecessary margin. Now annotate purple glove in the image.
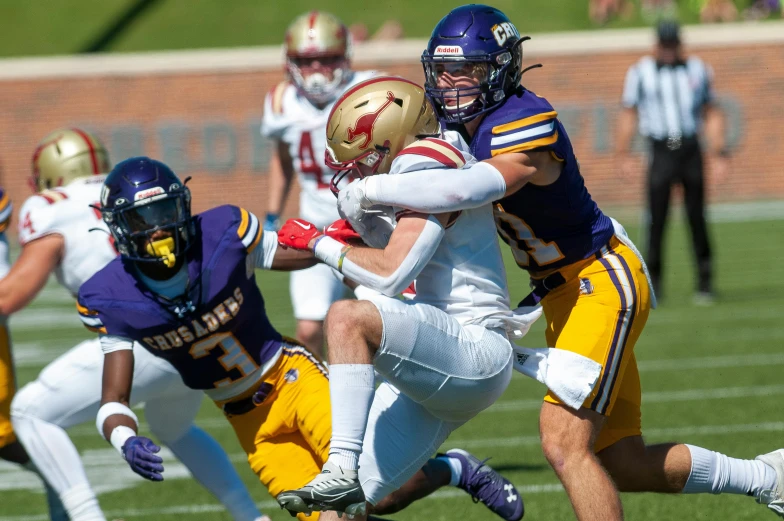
[122,436,164,481]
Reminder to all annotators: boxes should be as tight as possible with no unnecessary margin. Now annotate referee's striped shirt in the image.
[622,56,714,140]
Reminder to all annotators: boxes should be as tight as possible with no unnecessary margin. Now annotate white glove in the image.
[337,178,373,226]
[507,305,543,339]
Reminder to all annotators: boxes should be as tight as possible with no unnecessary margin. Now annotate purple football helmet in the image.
[421,5,527,123]
[98,157,193,267]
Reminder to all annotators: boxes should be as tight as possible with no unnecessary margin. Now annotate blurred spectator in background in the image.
[743,0,782,19]
[698,0,739,22]
[617,20,730,305]
[590,0,634,25]
[642,0,677,21]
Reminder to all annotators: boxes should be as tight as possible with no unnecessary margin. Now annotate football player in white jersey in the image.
[6,129,270,521]
[261,10,377,355]
[275,77,596,520]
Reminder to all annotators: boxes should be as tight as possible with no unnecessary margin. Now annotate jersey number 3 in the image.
[495,208,564,268]
[190,332,259,388]
[298,131,330,190]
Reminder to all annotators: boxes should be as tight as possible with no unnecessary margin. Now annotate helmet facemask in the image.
[287,54,350,106]
[422,38,525,124]
[104,189,193,269]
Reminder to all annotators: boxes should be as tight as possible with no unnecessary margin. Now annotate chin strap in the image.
[146,237,177,268]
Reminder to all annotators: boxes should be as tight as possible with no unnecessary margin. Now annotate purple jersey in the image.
[459,88,613,275]
[77,205,284,391]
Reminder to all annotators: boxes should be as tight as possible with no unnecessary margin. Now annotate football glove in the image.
[337,178,372,226]
[324,219,361,245]
[278,219,322,250]
[122,436,164,481]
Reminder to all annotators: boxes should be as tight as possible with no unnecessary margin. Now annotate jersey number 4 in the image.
[495,209,565,268]
[298,131,330,190]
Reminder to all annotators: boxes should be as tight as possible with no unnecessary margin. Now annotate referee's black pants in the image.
[646,137,712,295]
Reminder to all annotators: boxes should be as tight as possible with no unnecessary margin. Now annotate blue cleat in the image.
[446,448,524,521]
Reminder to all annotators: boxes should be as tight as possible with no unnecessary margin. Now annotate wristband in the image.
[111,425,137,455]
[337,247,353,273]
[96,402,139,440]
[313,236,344,269]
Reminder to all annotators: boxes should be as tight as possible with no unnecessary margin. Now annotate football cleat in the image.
[446,448,524,521]
[756,449,784,517]
[277,461,366,517]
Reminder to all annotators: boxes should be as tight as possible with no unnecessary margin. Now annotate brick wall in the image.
[0,41,781,233]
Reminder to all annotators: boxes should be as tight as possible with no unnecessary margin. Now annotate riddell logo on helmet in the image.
[434,45,463,56]
[134,186,165,201]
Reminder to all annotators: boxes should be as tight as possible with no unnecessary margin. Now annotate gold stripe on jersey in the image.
[490,131,560,157]
[412,139,466,168]
[247,228,263,253]
[491,110,558,135]
[237,208,250,240]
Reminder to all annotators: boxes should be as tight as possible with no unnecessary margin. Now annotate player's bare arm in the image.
[99,348,136,440]
[0,235,63,315]
[265,140,295,229]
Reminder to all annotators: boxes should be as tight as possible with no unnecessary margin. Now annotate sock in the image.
[22,461,70,521]
[60,483,107,521]
[436,455,463,487]
[683,444,778,496]
[165,426,261,521]
[327,364,376,472]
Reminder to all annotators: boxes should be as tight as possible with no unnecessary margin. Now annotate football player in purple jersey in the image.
[337,5,784,520]
[79,157,523,521]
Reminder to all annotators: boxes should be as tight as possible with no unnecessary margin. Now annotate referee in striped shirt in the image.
[618,20,730,304]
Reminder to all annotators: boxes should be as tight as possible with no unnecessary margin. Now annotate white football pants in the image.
[358,296,514,503]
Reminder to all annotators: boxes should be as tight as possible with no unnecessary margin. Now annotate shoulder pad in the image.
[392,138,468,173]
[268,81,290,116]
[198,205,262,253]
[17,193,63,245]
[487,94,559,156]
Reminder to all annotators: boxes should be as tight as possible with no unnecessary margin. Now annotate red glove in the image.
[324,219,361,245]
[278,219,322,250]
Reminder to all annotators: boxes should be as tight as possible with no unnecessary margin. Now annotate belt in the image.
[518,272,566,307]
[650,135,699,151]
[222,381,274,416]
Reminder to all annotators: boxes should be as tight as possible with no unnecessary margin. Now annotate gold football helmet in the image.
[31,128,110,192]
[284,11,351,105]
[326,76,440,189]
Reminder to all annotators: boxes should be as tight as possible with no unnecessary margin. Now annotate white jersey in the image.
[386,136,512,328]
[261,70,377,228]
[18,175,117,296]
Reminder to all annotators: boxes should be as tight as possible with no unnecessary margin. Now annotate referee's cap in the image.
[657,19,681,44]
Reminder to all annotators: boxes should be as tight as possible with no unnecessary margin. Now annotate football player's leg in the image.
[144,382,263,521]
[540,241,651,521]
[11,339,107,521]
[290,263,346,356]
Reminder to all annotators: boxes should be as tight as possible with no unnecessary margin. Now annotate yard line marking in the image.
[57,383,784,437]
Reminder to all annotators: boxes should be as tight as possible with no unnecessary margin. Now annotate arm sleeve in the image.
[99,334,134,354]
[621,64,641,108]
[251,231,278,270]
[316,215,445,297]
[362,162,506,214]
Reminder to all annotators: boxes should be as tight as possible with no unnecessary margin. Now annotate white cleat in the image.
[756,449,784,517]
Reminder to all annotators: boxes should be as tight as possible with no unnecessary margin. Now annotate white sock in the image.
[684,444,778,496]
[436,455,463,487]
[60,483,107,521]
[327,364,376,472]
[164,426,261,521]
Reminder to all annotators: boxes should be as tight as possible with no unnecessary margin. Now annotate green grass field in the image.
[0,0,778,58]
[1,211,783,520]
